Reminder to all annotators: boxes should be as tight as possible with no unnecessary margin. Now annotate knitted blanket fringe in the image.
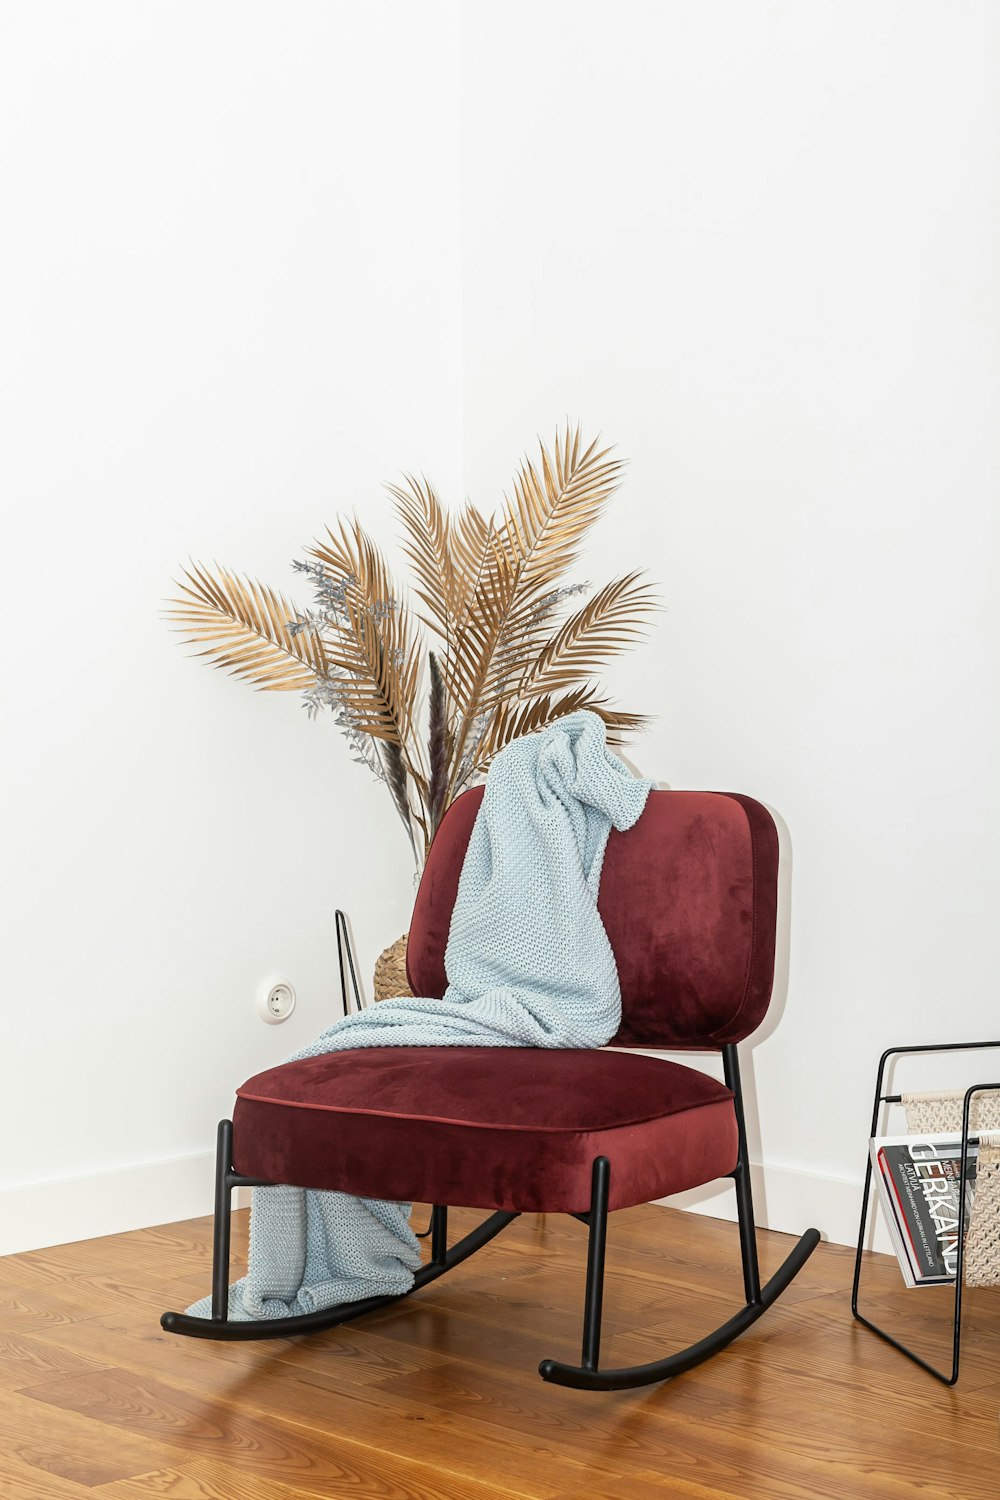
[187,711,652,1320]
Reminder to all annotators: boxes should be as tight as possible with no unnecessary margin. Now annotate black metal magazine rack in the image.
[851,1038,1000,1385]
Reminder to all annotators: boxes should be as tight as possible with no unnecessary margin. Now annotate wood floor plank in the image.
[0,1329,109,1391]
[598,1328,1000,1498]
[374,1349,997,1500]
[658,1304,1000,1431]
[30,1305,620,1496]
[0,1387,185,1488]
[376,1355,738,1473]
[96,1469,312,1500]
[600,1216,845,1306]
[97,1452,524,1500]
[0,1276,123,1334]
[759,1287,1000,1398]
[36,1303,449,1391]
[4,1202,1000,1500]
[851,1284,1000,1389]
[27,1307,760,1496]
[0,1452,95,1499]
[548,1476,803,1500]
[4,1223,244,1321]
[17,1364,607,1499]
[451,1214,830,1322]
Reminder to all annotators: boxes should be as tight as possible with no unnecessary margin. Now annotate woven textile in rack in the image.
[902,1090,1000,1288]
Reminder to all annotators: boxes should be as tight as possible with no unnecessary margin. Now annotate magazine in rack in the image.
[870,1133,979,1288]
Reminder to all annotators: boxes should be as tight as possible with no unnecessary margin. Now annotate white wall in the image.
[460,0,1000,1245]
[4,1,999,1257]
[0,1,461,1253]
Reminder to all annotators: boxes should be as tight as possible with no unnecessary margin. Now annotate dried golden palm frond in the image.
[169,424,659,862]
[167,563,327,689]
[496,428,625,602]
[473,687,644,771]
[431,430,642,796]
[307,516,424,765]
[487,433,621,650]
[512,571,660,702]
[391,476,508,731]
[388,476,457,642]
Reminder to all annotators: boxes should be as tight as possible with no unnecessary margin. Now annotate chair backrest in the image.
[406,786,780,1049]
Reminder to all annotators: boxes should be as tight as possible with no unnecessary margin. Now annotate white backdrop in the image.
[2,1,998,1253]
[0,1,461,1252]
[460,0,1000,1244]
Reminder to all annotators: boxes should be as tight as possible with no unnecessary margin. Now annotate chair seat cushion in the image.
[233,1048,738,1214]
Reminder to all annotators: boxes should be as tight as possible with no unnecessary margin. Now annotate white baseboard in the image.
[661,1157,890,1257]
[2,1151,881,1258]
[0,1152,252,1258]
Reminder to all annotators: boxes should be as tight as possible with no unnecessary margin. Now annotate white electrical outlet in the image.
[257,978,296,1024]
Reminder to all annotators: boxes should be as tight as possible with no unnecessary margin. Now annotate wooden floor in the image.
[1,1205,999,1500]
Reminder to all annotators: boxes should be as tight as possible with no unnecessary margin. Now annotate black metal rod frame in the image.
[162,1045,820,1387]
[164,1119,516,1341]
[540,1042,820,1390]
[851,1038,1000,1385]
[334,908,362,1018]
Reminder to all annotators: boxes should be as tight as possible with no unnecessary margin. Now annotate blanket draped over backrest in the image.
[189,711,652,1320]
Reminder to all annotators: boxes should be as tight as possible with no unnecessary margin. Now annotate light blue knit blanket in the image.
[188,711,651,1320]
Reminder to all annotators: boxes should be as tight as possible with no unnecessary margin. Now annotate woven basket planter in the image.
[373,932,414,1001]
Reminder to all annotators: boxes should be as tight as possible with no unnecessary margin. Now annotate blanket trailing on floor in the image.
[188,710,652,1321]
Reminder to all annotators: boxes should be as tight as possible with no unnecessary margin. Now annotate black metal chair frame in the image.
[161,1041,821,1391]
[851,1037,1000,1386]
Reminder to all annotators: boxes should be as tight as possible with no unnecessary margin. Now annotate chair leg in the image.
[539,1045,821,1391]
[581,1156,611,1370]
[725,1043,762,1307]
[162,1121,519,1341]
[430,1205,449,1267]
[211,1119,235,1322]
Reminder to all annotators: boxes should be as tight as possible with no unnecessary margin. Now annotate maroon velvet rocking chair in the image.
[162,788,820,1390]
